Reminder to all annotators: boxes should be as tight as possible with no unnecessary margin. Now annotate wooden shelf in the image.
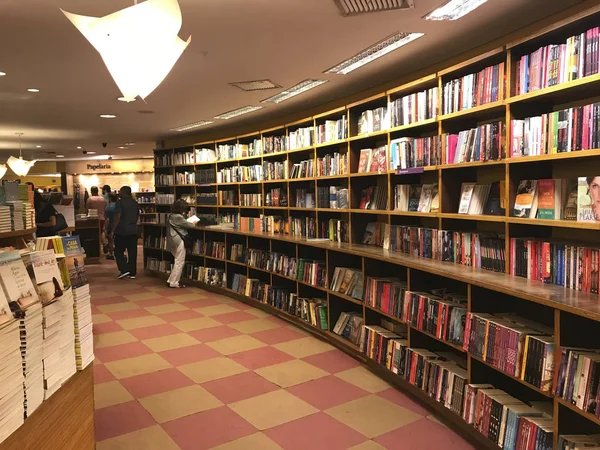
[507,217,600,230]
[441,213,506,223]
[507,148,600,164]
[507,73,600,105]
[388,117,438,134]
[326,289,363,305]
[0,228,36,239]
[555,396,600,426]
[438,101,505,121]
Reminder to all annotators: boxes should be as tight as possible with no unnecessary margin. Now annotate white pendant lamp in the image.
[0,165,7,180]
[7,133,36,177]
[61,0,191,102]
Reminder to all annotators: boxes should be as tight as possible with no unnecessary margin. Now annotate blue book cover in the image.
[62,235,88,288]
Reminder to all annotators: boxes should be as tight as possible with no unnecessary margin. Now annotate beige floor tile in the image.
[116,315,166,330]
[93,314,112,324]
[139,385,223,423]
[124,292,162,302]
[206,335,266,355]
[335,367,391,393]
[214,296,237,304]
[172,316,221,332]
[94,381,134,409]
[144,303,188,315]
[98,302,139,314]
[96,425,179,450]
[105,353,172,379]
[142,333,199,352]
[95,331,137,349]
[169,292,207,303]
[195,304,240,316]
[91,291,120,299]
[272,336,334,358]
[348,441,387,450]
[325,395,422,438]
[228,319,279,334]
[255,359,328,388]
[211,432,283,450]
[285,325,310,336]
[178,357,247,383]
[229,390,318,430]
[245,309,271,318]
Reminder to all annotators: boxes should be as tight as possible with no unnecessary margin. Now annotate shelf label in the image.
[395,167,424,175]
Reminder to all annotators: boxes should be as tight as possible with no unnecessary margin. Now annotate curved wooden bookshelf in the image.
[0,228,36,239]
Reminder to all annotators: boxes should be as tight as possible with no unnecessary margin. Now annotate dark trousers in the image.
[114,234,137,276]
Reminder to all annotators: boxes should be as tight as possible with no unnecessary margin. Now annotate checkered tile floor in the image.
[90,262,475,450]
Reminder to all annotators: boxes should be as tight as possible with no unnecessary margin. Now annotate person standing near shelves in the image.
[102,185,111,203]
[104,194,118,260]
[166,199,195,288]
[34,191,57,237]
[110,186,139,279]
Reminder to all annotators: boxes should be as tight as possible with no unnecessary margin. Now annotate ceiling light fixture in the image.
[0,72,6,77]
[99,114,117,119]
[118,146,126,149]
[170,120,213,132]
[7,133,36,176]
[77,146,82,149]
[36,145,41,148]
[0,165,6,179]
[56,155,65,158]
[117,96,135,102]
[229,80,281,92]
[261,79,328,104]
[87,151,97,155]
[214,106,263,120]
[27,88,40,93]
[424,0,488,20]
[325,31,424,75]
[125,142,135,145]
[61,0,191,102]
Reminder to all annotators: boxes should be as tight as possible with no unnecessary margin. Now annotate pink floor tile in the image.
[188,325,241,343]
[159,309,203,323]
[120,368,194,398]
[374,417,475,450]
[163,406,256,450]
[134,297,174,308]
[129,323,182,340]
[93,321,122,335]
[265,316,291,327]
[287,375,369,410]
[377,388,430,416]
[229,346,294,370]
[94,341,153,364]
[94,364,116,384]
[107,308,151,321]
[159,343,221,366]
[302,350,361,374]
[252,326,306,345]
[180,298,222,309]
[95,401,156,441]
[93,296,128,306]
[265,412,366,450]
[202,371,279,404]
[212,310,257,324]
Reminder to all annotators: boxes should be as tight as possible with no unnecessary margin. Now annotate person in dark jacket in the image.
[166,199,196,288]
[110,186,139,279]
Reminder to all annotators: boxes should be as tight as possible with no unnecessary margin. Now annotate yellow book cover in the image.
[520,335,530,380]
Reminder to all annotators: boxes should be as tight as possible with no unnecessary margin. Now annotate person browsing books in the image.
[110,186,139,279]
[166,199,196,288]
[34,191,57,237]
[104,194,118,260]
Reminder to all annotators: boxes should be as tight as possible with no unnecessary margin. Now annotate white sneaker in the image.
[118,272,130,279]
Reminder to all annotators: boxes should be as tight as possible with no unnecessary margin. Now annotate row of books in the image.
[554,347,600,417]
[317,152,347,177]
[195,148,217,163]
[359,184,387,210]
[509,237,600,294]
[218,191,237,206]
[182,264,227,287]
[357,107,389,135]
[390,135,442,170]
[464,312,554,391]
[145,257,170,272]
[156,174,174,185]
[263,160,288,181]
[206,241,226,259]
[240,193,262,207]
[217,165,263,184]
[289,160,314,179]
[442,62,505,115]
[196,193,217,205]
[230,244,245,262]
[191,239,205,256]
[445,122,504,164]
[515,26,600,95]
[511,103,600,157]
[265,188,288,207]
[458,182,502,216]
[332,312,363,345]
[315,116,347,144]
[173,151,194,165]
[358,145,388,173]
[318,186,349,209]
[330,267,363,300]
[263,135,288,154]
[389,86,439,128]
[144,234,165,249]
[156,193,175,204]
[320,219,349,243]
[294,189,315,208]
[155,153,172,166]
[289,126,314,150]
[195,168,216,184]
[394,183,438,213]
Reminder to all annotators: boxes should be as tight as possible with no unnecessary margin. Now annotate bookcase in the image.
[146,3,600,449]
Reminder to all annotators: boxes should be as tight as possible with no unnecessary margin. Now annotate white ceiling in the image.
[0,0,582,160]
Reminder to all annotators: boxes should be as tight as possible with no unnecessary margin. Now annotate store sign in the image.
[65,159,153,174]
[86,164,111,171]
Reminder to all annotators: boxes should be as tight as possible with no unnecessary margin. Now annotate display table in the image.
[74,218,102,264]
[0,366,95,450]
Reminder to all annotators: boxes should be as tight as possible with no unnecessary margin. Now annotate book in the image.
[0,250,39,309]
[27,251,64,305]
[513,180,538,218]
[61,236,88,288]
[563,179,579,220]
[536,179,556,219]
[357,149,372,173]
[578,176,600,222]
[483,181,504,216]
[417,184,435,213]
[407,186,422,212]
[458,183,476,214]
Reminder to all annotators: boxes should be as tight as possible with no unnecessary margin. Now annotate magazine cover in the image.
[577,176,600,222]
[28,250,64,305]
[62,235,88,288]
[0,250,39,309]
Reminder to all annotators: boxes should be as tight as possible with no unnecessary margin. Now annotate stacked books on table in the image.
[73,285,93,370]
[0,206,11,233]
[0,319,25,444]
[7,202,24,231]
[58,288,77,382]
[20,304,44,417]
[22,202,33,229]
[42,297,65,399]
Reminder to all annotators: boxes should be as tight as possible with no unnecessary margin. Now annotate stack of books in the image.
[73,285,93,370]
[7,202,24,231]
[20,304,44,417]
[332,312,364,345]
[58,288,77,382]
[42,297,65,399]
[0,206,12,233]
[330,267,363,300]
[0,319,25,444]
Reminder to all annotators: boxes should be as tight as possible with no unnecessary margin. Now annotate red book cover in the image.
[583,104,590,150]
[510,238,515,275]
[499,62,506,100]
[482,394,492,437]
[443,306,450,340]
[463,313,472,350]
[382,283,391,313]
[515,418,528,450]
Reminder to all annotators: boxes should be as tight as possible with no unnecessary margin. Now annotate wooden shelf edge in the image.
[555,396,600,426]
[0,228,36,239]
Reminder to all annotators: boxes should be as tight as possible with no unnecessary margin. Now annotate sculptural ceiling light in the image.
[61,0,191,102]
[0,165,7,180]
[7,134,36,177]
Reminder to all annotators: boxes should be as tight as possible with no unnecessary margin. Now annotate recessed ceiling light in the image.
[425,0,488,20]
[36,145,41,148]
[27,88,40,93]
[325,32,424,75]
[118,146,126,149]
[0,72,6,77]
[214,106,263,120]
[100,114,117,118]
[170,120,213,132]
[229,80,281,92]
[77,146,82,149]
[87,151,96,154]
[125,142,135,146]
[261,79,328,104]
[56,155,64,158]
[334,0,415,16]
[117,96,135,102]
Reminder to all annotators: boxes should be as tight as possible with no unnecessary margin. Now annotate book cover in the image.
[0,250,39,309]
[578,176,600,222]
[458,183,476,214]
[483,182,504,216]
[417,184,434,213]
[358,149,372,173]
[62,236,89,288]
[563,179,579,220]
[408,186,422,212]
[430,185,440,213]
[28,250,64,305]
[513,180,538,218]
[536,179,555,219]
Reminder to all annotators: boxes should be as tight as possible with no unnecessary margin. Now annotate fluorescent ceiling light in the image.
[56,155,65,158]
[425,0,488,20]
[0,165,6,179]
[261,79,328,104]
[229,80,280,92]
[325,32,424,75]
[36,145,41,148]
[77,146,82,149]
[126,142,135,145]
[27,88,40,93]
[171,120,213,132]
[214,106,263,120]
[0,72,6,77]
[118,146,126,149]
[61,0,191,102]
[87,151,97,154]
[100,114,117,119]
